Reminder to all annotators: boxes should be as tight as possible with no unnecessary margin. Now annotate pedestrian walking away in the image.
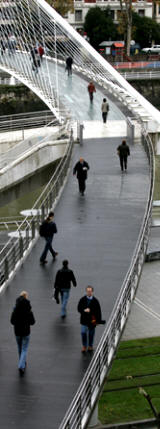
[117,139,130,172]
[88,81,96,103]
[66,56,73,76]
[78,286,105,353]
[40,211,58,265]
[73,157,90,196]
[54,260,77,319]
[10,291,35,376]
[101,98,109,123]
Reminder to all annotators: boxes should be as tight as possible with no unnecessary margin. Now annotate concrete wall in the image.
[0,140,68,196]
[130,79,160,109]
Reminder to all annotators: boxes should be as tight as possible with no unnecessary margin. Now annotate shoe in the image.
[88,346,93,352]
[61,315,66,319]
[40,260,48,265]
[19,368,25,376]
[53,252,58,260]
[81,346,87,353]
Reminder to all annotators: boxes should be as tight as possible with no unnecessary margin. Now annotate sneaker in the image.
[40,260,48,265]
[88,346,93,352]
[81,346,87,353]
[53,252,58,260]
[19,368,25,376]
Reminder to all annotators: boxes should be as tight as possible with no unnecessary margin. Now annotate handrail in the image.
[0,123,74,290]
[58,129,154,429]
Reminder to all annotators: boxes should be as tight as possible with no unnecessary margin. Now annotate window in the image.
[138,9,145,16]
[110,10,115,20]
[75,10,82,22]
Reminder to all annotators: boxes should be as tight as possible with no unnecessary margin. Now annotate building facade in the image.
[67,0,153,29]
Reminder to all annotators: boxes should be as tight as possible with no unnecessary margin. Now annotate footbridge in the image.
[0,1,158,428]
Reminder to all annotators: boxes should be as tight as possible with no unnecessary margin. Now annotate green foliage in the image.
[84,7,118,50]
[132,12,160,48]
[99,337,160,424]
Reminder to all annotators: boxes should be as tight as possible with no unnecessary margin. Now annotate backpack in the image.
[39,221,47,237]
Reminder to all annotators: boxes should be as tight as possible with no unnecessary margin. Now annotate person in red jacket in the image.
[88,81,96,103]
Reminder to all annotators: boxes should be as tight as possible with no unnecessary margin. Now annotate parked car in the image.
[142,45,160,54]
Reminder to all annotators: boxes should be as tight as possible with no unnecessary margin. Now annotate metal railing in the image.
[0,110,55,133]
[58,130,155,429]
[121,70,160,81]
[0,124,74,290]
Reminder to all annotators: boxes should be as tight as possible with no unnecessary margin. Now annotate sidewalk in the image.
[122,226,160,340]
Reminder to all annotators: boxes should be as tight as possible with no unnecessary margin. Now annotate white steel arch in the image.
[0,0,160,124]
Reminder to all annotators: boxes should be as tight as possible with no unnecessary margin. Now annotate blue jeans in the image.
[60,289,70,316]
[16,335,30,369]
[81,325,95,348]
[40,236,56,261]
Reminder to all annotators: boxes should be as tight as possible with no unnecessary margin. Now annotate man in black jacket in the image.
[10,291,35,376]
[77,286,102,353]
[54,260,77,319]
[117,139,130,172]
[73,157,90,195]
[40,211,58,265]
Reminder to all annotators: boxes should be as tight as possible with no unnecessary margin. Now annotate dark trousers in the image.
[78,178,86,194]
[102,112,108,123]
[89,92,93,102]
[119,155,128,171]
[40,237,56,261]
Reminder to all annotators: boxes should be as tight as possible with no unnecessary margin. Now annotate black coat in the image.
[10,296,35,336]
[117,143,130,157]
[43,220,57,239]
[54,267,77,290]
[73,161,89,180]
[77,295,102,327]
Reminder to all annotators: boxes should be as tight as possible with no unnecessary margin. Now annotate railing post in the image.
[19,235,23,259]
[26,227,29,249]
[5,258,9,281]
[31,219,35,239]
[12,244,16,270]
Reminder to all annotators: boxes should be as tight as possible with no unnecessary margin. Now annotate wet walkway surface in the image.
[0,133,150,428]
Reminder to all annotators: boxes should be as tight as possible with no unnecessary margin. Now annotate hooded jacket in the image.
[10,296,35,336]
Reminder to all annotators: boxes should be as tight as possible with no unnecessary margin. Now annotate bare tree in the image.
[118,0,132,56]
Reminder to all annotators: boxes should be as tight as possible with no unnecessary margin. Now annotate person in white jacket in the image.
[101,98,109,123]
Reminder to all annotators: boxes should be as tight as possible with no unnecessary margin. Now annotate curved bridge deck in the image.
[0,131,149,428]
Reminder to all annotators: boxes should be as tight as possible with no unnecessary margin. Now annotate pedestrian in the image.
[88,81,96,103]
[38,44,44,61]
[73,157,90,196]
[10,291,35,376]
[40,211,58,265]
[66,56,73,76]
[54,260,77,319]
[101,98,109,123]
[30,46,39,73]
[77,286,103,353]
[117,139,130,172]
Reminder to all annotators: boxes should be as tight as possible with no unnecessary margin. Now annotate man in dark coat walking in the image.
[77,286,102,353]
[10,291,35,376]
[54,260,77,319]
[117,139,130,172]
[40,211,58,265]
[73,157,90,195]
[66,56,73,75]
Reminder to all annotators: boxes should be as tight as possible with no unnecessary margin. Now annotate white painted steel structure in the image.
[0,0,160,125]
